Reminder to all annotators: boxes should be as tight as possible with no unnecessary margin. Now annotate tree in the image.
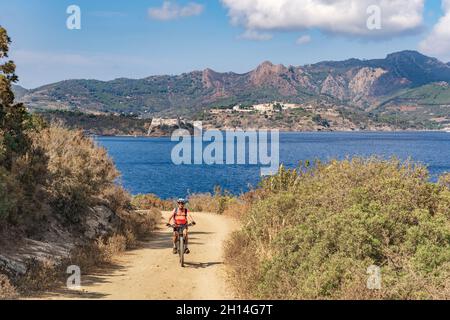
[0,26,30,169]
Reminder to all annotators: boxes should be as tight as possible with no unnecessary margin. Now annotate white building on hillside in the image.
[253,103,275,113]
[150,118,181,128]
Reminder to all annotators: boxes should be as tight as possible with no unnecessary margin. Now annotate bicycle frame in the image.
[170,223,193,267]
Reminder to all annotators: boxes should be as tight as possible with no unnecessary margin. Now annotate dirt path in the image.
[39,212,240,300]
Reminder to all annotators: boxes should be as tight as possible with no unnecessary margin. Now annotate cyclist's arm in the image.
[187,210,195,224]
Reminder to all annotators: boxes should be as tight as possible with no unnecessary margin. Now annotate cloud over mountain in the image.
[420,0,450,61]
[221,0,425,38]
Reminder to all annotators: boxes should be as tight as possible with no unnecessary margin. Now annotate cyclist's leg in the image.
[172,229,178,253]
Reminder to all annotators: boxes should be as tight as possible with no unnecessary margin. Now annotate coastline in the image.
[93,128,450,138]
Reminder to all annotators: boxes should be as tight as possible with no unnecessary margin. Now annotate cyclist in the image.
[166,198,195,254]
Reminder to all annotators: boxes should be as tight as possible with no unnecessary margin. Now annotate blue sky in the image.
[0,0,448,88]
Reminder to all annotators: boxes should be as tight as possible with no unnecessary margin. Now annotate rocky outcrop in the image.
[0,205,120,278]
[348,67,387,103]
[321,74,347,100]
[84,206,120,240]
[249,61,298,96]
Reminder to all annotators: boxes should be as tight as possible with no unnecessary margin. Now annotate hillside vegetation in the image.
[225,158,450,299]
[39,110,151,136]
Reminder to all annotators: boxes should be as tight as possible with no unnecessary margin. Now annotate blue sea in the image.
[96,132,450,199]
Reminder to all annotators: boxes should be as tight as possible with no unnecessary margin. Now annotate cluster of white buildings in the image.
[150,117,183,128]
[210,102,313,115]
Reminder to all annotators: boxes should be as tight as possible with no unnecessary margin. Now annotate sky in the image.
[0,0,449,88]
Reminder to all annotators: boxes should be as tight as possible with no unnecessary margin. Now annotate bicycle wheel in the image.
[179,236,184,267]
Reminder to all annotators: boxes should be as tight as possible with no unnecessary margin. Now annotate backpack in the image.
[173,207,188,222]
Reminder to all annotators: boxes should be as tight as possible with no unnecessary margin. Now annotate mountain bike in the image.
[168,223,194,267]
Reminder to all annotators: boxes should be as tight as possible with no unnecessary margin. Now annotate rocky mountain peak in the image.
[386,50,427,60]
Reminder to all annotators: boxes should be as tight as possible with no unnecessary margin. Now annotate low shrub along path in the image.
[38,211,240,300]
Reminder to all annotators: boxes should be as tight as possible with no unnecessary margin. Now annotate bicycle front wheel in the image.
[179,236,184,267]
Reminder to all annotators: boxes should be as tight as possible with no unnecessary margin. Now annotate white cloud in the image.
[238,29,273,41]
[419,0,450,60]
[296,35,312,45]
[149,1,204,21]
[221,0,425,38]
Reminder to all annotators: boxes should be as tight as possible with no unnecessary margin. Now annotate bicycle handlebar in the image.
[167,223,195,228]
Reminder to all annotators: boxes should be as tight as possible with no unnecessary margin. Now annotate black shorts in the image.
[173,225,188,232]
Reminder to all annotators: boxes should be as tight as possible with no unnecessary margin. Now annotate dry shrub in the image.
[15,259,61,294]
[187,193,217,212]
[69,234,128,270]
[439,172,450,189]
[189,187,250,216]
[102,185,132,213]
[222,198,250,219]
[0,142,49,230]
[31,125,119,222]
[0,274,18,300]
[224,231,260,299]
[118,208,162,248]
[96,235,127,263]
[227,158,450,300]
[186,188,258,218]
[132,194,172,210]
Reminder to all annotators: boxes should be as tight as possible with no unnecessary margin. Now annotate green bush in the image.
[0,168,17,222]
[225,158,450,299]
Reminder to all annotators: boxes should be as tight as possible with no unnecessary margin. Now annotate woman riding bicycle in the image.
[167,198,195,254]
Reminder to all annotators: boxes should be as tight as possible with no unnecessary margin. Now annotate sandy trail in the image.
[38,211,239,300]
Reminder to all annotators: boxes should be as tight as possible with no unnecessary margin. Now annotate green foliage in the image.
[226,158,450,299]
[0,26,48,227]
[312,114,330,127]
[0,167,17,221]
[0,27,31,166]
[38,110,149,136]
[390,83,450,106]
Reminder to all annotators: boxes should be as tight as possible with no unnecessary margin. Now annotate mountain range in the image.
[13,51,450,122]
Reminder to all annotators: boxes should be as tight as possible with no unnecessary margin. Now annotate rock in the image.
[0,237,74,277]
[83,205,120,240]
[0,255,27,277]
[0,205,121,278]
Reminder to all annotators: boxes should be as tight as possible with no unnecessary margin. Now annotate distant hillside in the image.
[39,110,151,136]
[380,82,450,106]
[12,84,29,100]
[17,51,450,127]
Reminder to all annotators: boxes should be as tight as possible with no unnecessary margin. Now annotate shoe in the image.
[184,248,190,254]
[173,248,177,254]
